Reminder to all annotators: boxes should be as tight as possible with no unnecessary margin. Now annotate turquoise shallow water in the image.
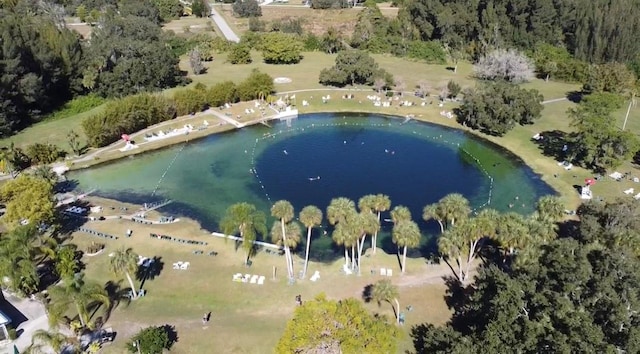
[69,113,554,259]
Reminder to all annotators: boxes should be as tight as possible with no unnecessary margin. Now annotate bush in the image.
[42,95,106,122]
[303,33,322,51]
[86,242,105,254]
[227,44,252,64]
[208,81,239,106]
[233,0,262,18]
[261,32,303,64]
[25,143,66,164]
[236,69,274,101]
[406,41,447,64]
[82,94,176,147]
[191,0,210,17]
[248,17,266,32]
[240,31,263,49]
[173,87,209,115]
[126,325,176,353]
[270,17,304,35]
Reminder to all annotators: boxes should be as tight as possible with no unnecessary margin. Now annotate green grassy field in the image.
[72,197,452,353]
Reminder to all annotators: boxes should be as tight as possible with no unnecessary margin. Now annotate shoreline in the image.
[66,92,579,209]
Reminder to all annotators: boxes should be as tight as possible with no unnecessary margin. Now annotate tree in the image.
[152,0,184,22]
[32,166,59,186]
[76,5,88,22]
[232,0,261,18]
[260,33,303,64]
[270,221,302,278]
[422,194,470,234]
[109,247,140,299]
[271,200,296,279]
[321,27,343,54]
[25,143,65,165]
[67,130,83,156]
[394,77,406,96]
[0,225,39,295]
[227,44,252,64]
[535,195,564,224]
[221,203,267,266]
[55,245,80,280]
[353,211,380,273]
[578,198,640,257]
[299,205,323,278]
[392,220,421,273]
[28,329,79,354]
[358,194,390,254]
[47,273,110,327]
[0,175,55,227]
[235,69,274,101]
[444,81,460,100]
[276,294,399,352]
[496,212,530,260]
[319,50,391,87]
[568,92,640,170]
[372,279,400,324]
[410,239,640,353]
[457,81,544,136]
[126,325,175,353]
[189,48,206,75]
[191,0,210,17]
[583,63,637,94]
[327,197,357,267]
[474,49,535,83]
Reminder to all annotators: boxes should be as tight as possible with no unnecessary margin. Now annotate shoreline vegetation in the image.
[66,90,582,210]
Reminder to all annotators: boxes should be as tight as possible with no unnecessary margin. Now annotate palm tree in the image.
[354,211,379,273]
[392,220,421,274]
[271,200,295,279]
[221,202,267,266]
[358,194,390,255]
[271,221,302,277]
[390,205,411,224]
[437,227,466,282]
[372,279,400,324]
[496,212,530,258]
[109,247,140,299]
[299,205,323,278]
[26,329,79,354]
[332,223,352,267]
[32,165,59,186]
[423,194,471,233]
[535,195,565,223]
[327,197,356,226]
[46,273,110,327]
[0,225,39,295]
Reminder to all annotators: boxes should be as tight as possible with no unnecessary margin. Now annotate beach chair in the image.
[233,273,243,282]
[624,188,635,195]
[250,275,258,284]
[387,269,393,276]
[180,262,190,270]
[258,276,265,285]
[380,268,387,276]
[173,262,182,270]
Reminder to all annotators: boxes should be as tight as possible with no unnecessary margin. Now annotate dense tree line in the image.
[0,0,188,137]
[82,70,274,147]
[402,0,640,64]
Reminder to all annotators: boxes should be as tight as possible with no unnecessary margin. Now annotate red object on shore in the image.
[585,178,595,186]
[121,134,130,141]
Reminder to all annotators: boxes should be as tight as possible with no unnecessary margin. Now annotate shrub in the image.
[82,94,176,147]
[233,0,261,18]
[270,17,304,35]
[227,44,252,64]
[86,242,105,254]
[311,0,349,9]
[406,41,446,64]
[240,31,263,49]
[191,0,210,17]
[25,143,66,164]
[126,325,176,353]
[236,69,274,101]
[303,33,322,51]
[208,81,239,106]
[173,87,209,115]
[248,17,266,32]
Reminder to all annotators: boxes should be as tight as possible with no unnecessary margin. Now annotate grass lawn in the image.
[162,16,218,36]
[72,197,451,353]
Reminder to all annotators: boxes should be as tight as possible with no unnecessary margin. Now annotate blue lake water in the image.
[69,113,554,260]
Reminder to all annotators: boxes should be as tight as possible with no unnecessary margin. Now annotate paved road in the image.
[209,5,240,43]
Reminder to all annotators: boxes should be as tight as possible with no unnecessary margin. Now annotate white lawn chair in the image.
[232,273,243,282]
[173,262,182,270]
[250,275,258,284]
[180,262,190,270]
[380,268,387,276]
[257,276,265,285]
[386,269,393,276]
[624,188,635,195]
